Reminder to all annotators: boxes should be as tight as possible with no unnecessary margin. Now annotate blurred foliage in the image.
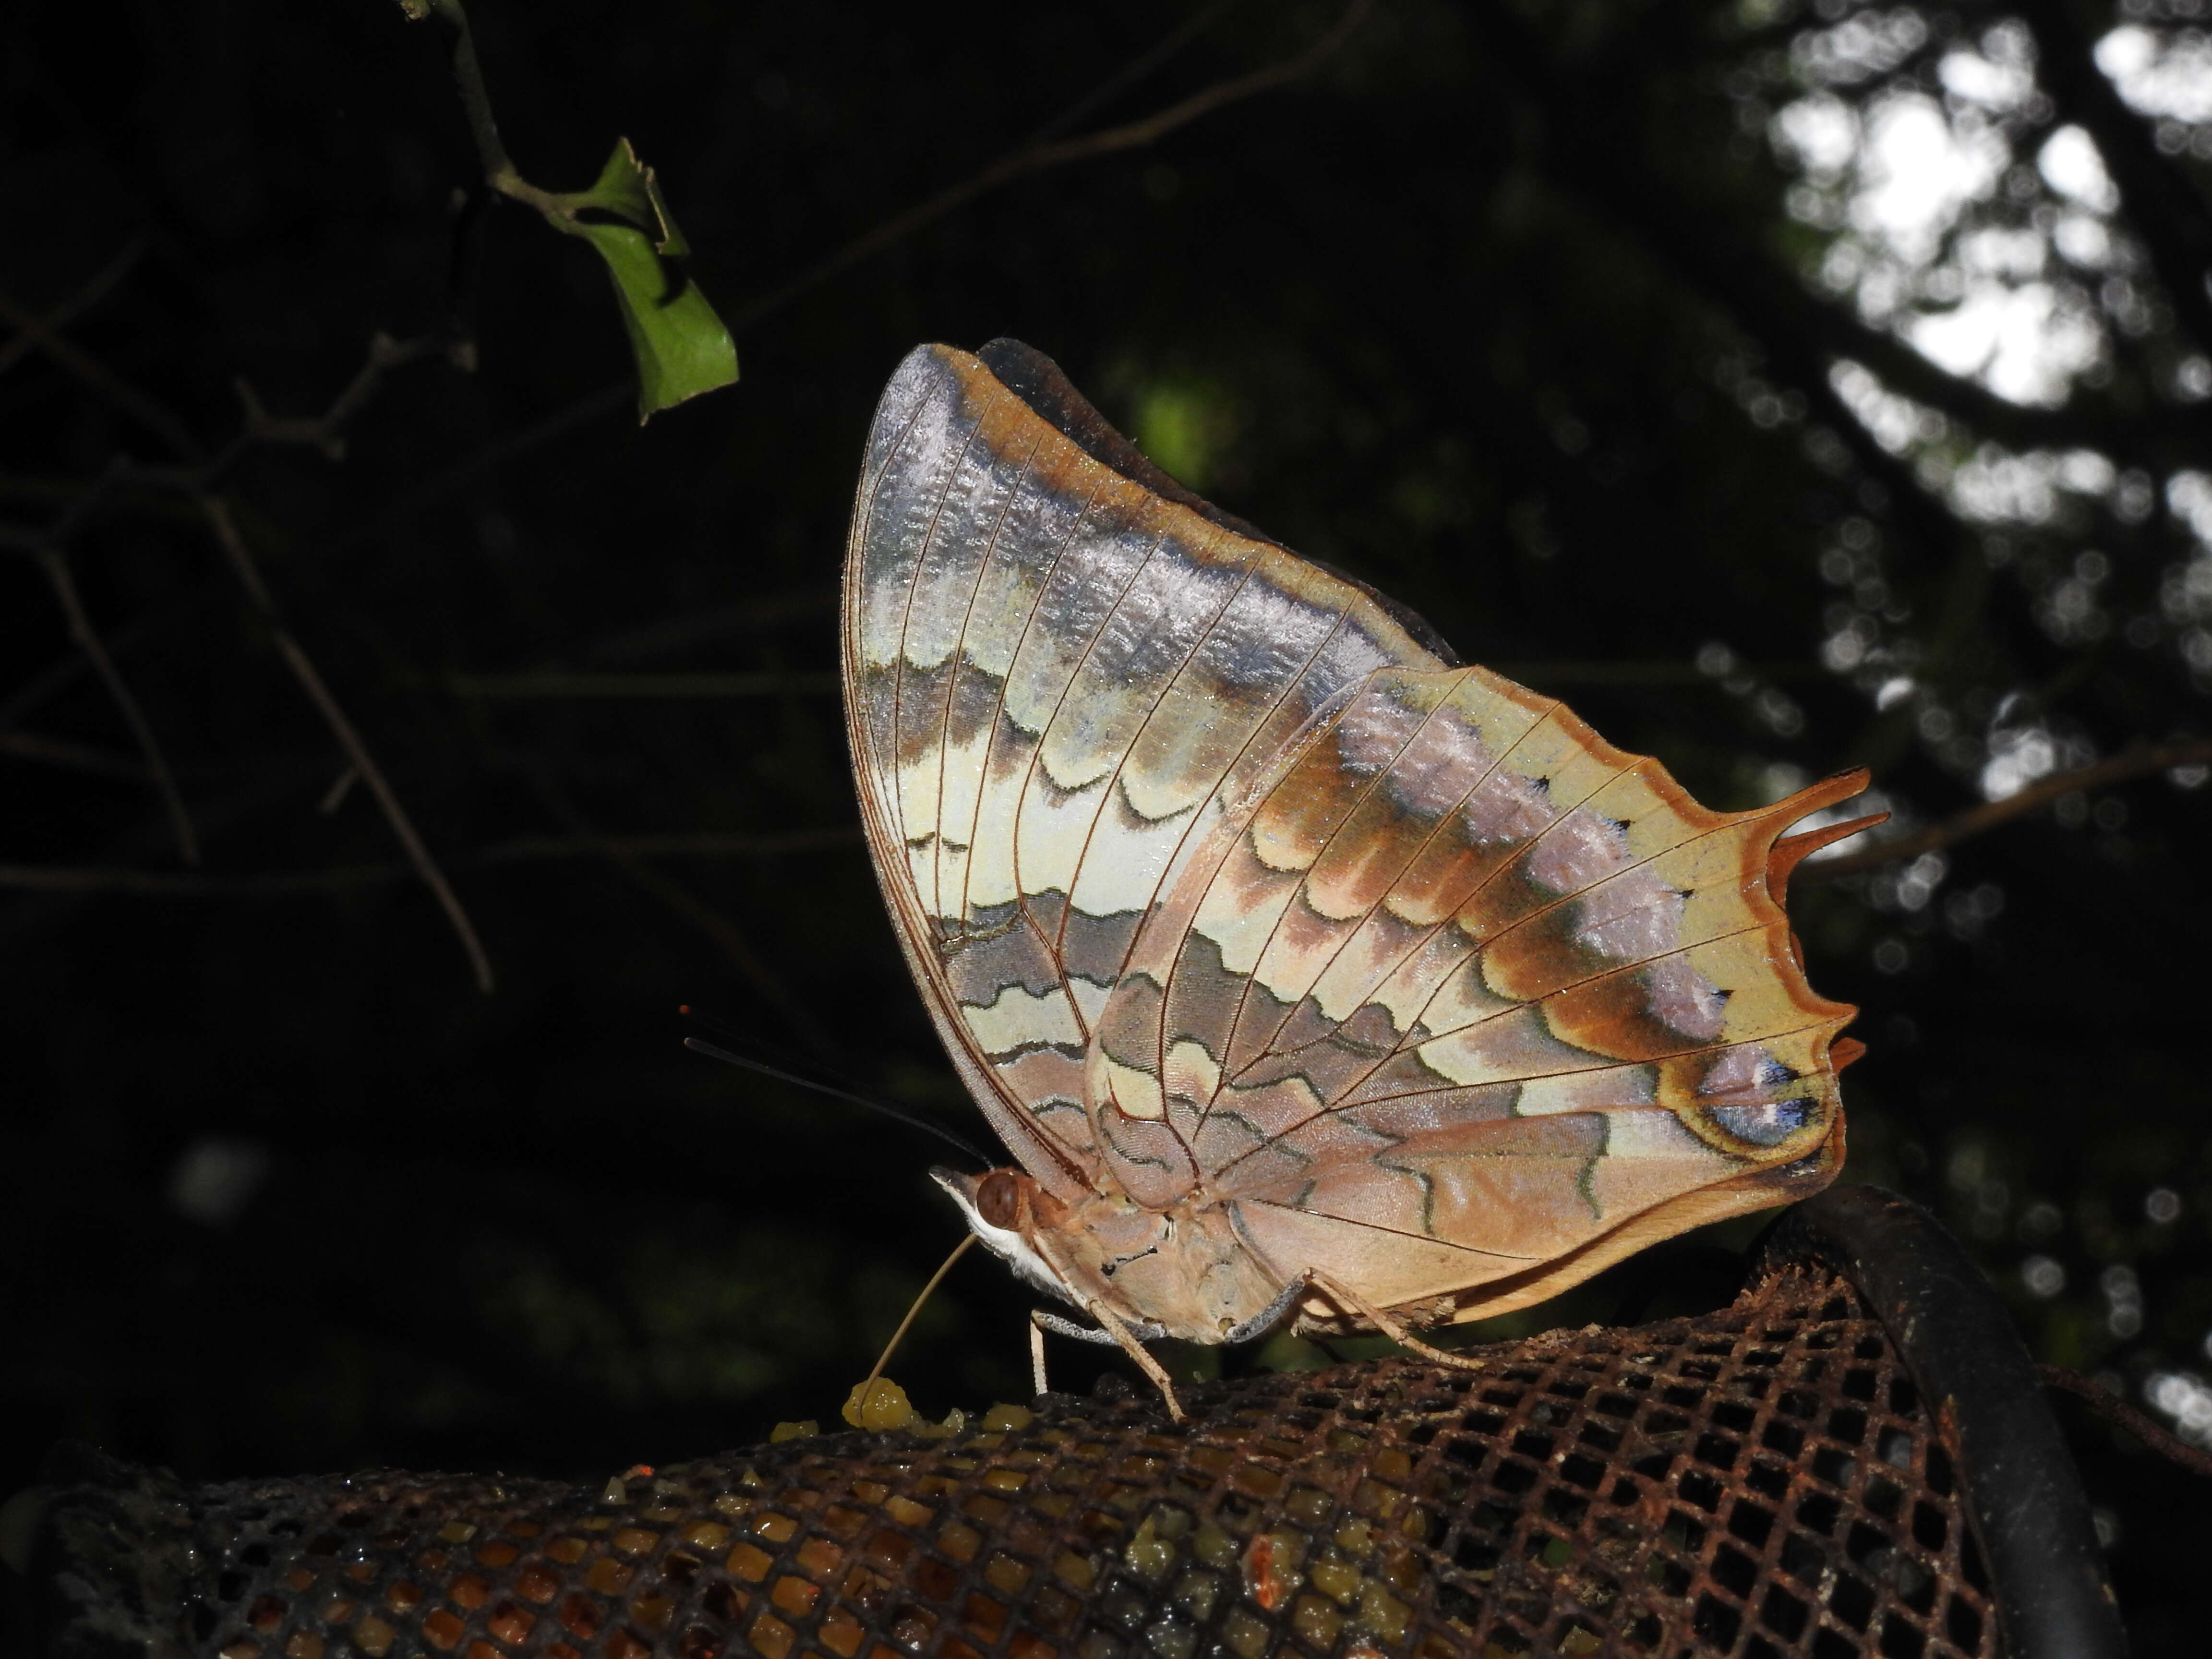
[1,0,2209,1647]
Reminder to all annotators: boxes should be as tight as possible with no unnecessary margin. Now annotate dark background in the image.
[3,0,2208,1647]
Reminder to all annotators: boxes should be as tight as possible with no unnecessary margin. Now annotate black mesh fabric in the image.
[86,1261,2002,1659]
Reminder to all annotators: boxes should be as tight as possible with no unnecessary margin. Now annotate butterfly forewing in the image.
[843,340,1861,1334]
[844,341,1448,1203]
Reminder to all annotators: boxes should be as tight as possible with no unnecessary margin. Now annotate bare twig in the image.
[230,332,457,463]
[5,315,489,973]
[2039,1364,2212,1482]
[0,827,861,895]
[1804,738,2212,882]
[1018,0,1243,154]
[0,613,161,733]
[0,239,145,382]
[0,728,151,782]
[33,548,199,866]
[1027,0,1377,163]
[198,495,496,993]
[469,828,857,862]
[450,670,840,699]
[397,0,568,219]
[0,284,205,463]
[0,865,386,896]
[581,591,839,663]
[318,767,361,815]
[727,0,1379,329]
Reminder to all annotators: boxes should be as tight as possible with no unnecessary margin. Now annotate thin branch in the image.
[1018,0,1243,153]
[398,0,565,217]
[728,0,1378,329]
[1026,0,1376,163]
[34,548,199,866]
[1803,737,2212,882]
[0,865,380,896]
[6,325,455,533]
[230,332,457,463]
[0,613,161,733]
[0,283,205,463]
[273,628,493,990]
[2039,1364,2212,1481]
[4,321,486,966]
[0,239,145,382]
[0,827,861,895]
[0,728,151,782]
[450,670,840,699]
[318,766,361,815]
[198,495,495,993]
[581,591,840,664]
[472,828,857,862]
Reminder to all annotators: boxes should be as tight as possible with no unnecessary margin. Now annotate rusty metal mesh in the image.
[164,1262,1996,1659]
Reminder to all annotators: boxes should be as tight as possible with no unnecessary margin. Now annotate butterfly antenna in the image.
[856,1232,977,1409]
[678,1012,994,1166]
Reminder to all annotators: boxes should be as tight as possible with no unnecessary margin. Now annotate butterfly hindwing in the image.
[1090,661,1861,1318]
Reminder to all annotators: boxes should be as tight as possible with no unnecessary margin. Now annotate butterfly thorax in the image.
[934,1166,1289,1344]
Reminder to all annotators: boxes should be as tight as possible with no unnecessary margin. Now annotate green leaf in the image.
[558,138,737,421]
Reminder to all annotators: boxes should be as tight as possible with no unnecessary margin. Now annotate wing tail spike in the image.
[1774,764,1875,820]
[1829,1035,1868,1072]
[1769,810,1888,899]
[1757,767,1882,899]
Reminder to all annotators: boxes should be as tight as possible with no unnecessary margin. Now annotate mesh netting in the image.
[156,1260,1996,1659]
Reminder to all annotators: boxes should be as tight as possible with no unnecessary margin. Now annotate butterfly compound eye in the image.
[975,1170,1022,1230]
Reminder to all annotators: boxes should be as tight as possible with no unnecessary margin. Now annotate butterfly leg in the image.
[1030,1310,1123,1346]
[1304,1268,1487,1372]
[1099,1311,1186,1421]
[1028,1307,1186,1421]
[1028,1311,1052,1397]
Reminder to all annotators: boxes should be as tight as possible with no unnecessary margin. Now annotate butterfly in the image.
[842,339,1873,1414]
